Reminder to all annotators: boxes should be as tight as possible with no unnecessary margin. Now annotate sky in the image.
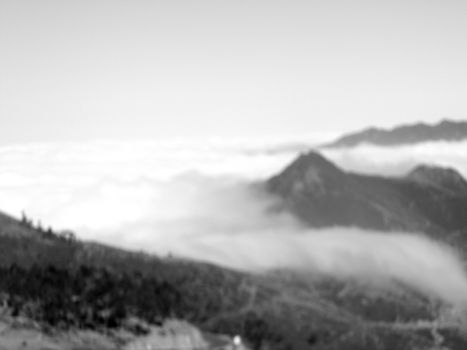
[1,0,467,144]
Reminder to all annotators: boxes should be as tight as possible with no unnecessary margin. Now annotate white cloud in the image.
[0,138,304,222]
[173,229,467,307]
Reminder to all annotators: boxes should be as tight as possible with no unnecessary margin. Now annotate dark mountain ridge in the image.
[268,151,467,236]
[407,164,467,194]
[323,119,467,148]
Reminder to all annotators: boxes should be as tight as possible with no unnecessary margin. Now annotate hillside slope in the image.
[0,210,466,349]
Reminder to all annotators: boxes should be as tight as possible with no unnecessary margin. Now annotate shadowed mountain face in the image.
[323,119,467,148]
[268,151,467,235]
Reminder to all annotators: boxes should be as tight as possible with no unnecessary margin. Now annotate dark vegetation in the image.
[0,263,178,329]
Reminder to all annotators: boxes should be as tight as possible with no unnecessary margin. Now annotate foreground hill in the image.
[322,119,467,148]
[0,208,467,349]
[268,151,467,240]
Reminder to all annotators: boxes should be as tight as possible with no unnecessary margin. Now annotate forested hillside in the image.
[1,211,467,349]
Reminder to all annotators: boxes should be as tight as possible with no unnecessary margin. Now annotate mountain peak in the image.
[287,151,342,173]
[407,164,467,194]
[268,151,344,196]
[268,151,467,232]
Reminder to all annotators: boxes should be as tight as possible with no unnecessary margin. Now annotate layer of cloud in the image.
[1,139,467,307]
[321,140,467,177]
[0,138,304,222]
[175,229,467,307]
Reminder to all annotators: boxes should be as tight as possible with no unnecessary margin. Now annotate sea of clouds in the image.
[1,137,467,306]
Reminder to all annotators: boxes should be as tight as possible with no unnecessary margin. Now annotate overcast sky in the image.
[1,0,467,144]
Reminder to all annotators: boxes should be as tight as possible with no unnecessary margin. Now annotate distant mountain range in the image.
[322,119,467,148]
[268,151,467,242]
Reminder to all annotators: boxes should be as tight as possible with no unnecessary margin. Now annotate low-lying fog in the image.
[1,137,467,306]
